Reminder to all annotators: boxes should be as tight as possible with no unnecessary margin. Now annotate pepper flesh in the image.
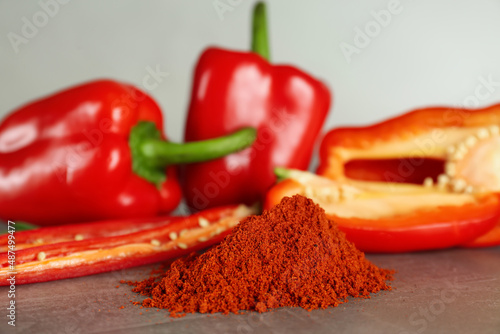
[0,204,256,285]
[317,104,500,248]
[318,104,500,185]
[0,80,255,225]
[265,169,500,252]
[182,3,331,211]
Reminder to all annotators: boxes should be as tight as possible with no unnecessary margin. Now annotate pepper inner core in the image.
[344,158,445,184]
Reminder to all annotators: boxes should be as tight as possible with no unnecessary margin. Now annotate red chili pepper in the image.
[264,169,500,253]
[182,3,331,211]
[316,104,500,248]
[0,80,256,225]
[0,204,256,285]
[0,215,183,252]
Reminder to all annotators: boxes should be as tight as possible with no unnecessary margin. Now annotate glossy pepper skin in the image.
[0,204,256,285]
[0,80,175,225]
[182,3,331,211]
[317,104,500,248]
[0,80,256,225]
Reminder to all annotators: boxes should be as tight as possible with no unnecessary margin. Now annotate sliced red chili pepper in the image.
[265,169,500,253]
[0,205,256,285]
[0,215,183,252]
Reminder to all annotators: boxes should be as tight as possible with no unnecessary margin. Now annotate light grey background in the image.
[2,0,500,146]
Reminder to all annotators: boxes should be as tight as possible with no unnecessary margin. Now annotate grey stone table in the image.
[1,247,499,334]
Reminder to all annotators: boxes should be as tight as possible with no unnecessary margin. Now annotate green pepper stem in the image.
[141,127,256,167]
[274,167,293,181]
[251,2,270,61]
[130,122,257,186]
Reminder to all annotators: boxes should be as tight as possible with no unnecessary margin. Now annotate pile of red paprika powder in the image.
[130,195,393,317]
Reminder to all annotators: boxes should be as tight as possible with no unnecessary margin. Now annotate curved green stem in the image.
[251,2,270,61]
[274,167,293,181]
[130,121,256,186]
[141,127,256,166]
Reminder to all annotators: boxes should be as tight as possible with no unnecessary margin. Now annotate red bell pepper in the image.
[0,80,256,225]
[317,103,500,248]
[464,222,500,247]
[0,204,256,285]
[182,2,331,211]
[265,169,500,253]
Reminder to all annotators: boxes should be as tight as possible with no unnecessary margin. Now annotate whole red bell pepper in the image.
[182,2,331,211]
[0,80,256,225]
[0,204,256,285]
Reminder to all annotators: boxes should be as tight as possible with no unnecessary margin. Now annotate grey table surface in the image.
[1,247,499,334]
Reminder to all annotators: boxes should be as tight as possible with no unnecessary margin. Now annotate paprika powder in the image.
[131,195,393,316]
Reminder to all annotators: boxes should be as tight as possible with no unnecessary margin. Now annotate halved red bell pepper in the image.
[182,3,330,211]
[317,103,500,248]
[463,224,500,248]
[0,204,256,285]
[0,80,256,225]
[265,169,500,253]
